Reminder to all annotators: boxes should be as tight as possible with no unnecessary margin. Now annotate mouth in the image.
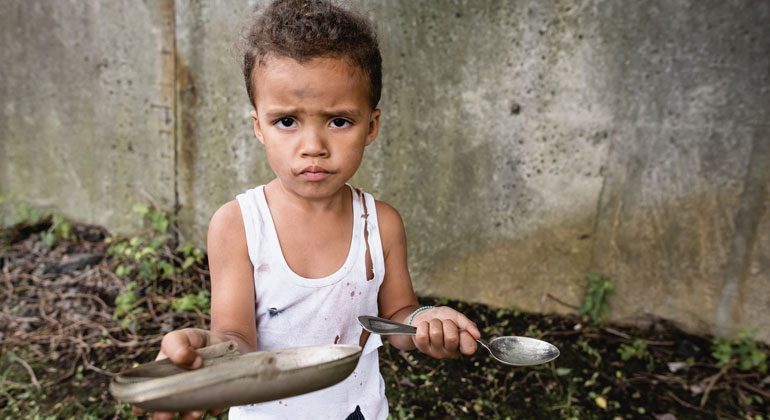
[298,165,331,181]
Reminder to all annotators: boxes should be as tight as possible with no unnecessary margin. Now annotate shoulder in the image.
[207,200,247,250]
[374,200,406,256]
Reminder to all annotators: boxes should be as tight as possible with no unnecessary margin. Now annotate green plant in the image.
[617,339,655,371]
[578,274,615,323]
[107,204,206,329]
[172,291,211,314]
[40,213,73,248]
[179,240,205,270]
[106,205,176,282]
[3,202,44,228]
[712,327,768,373]
[113,281,144,329]
[577,339,602,367]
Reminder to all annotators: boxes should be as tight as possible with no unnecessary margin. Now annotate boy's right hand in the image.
[131,328,228,420]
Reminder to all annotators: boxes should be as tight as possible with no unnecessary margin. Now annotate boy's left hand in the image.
[409,306,481,359]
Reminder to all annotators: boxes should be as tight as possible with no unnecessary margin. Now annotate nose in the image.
[300,126,329,158]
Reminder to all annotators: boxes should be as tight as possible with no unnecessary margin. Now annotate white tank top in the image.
[229,184,388,420]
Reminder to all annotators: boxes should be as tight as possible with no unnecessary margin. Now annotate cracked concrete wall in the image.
[1,0,768,341]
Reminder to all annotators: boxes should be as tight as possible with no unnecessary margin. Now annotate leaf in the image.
[595,396,607,409]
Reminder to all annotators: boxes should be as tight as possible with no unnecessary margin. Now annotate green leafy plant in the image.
[106,205,177,282]
[40,213,73,248]
[179,240,205,270]
[578,274,615,323]
[106,204,205,328]
[2,202,45,228]
[577,339,602,367]
[113,281,144,329]
[712,328,768,373]
[172,291,211,314]
[617,339,655,371]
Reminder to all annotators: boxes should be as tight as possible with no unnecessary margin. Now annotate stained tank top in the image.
[228,184,388,420]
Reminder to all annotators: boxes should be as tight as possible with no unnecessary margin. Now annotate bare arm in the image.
[375,201,480,357]
[157,200,257,363]
[375,201,420,350]
[207,199,258,354]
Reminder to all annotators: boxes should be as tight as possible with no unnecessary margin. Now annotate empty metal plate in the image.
[110,341,362,412]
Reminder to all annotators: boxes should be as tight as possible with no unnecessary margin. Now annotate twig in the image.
[602,327,676,346]
[542,292,579,310]
[701,359,736,407]
[603,327,631,339]
[83,361,117,377]
[12,355,41,390]
[737,380,770,399]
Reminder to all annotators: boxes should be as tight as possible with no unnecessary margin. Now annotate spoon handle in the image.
[358,315,417,335]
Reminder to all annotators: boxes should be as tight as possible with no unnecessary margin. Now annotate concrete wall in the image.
[1,0,768,342]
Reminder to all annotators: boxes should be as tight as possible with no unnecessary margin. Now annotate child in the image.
[139,0,480,418]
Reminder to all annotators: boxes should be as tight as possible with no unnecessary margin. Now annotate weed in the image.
[2,201,44,228]
[106,204,205,328]
[113,281,144,329]
[40,213,73,248]
[172,290,211,314]
[712,327,768,373]
[617,339,655,371]
[578,274,615,324]
[577,339,602,367]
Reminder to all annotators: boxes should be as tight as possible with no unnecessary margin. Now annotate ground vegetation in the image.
[0,207,768,419]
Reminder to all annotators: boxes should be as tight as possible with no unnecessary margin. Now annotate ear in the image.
[364,108,381,147]
[250,110,264,144]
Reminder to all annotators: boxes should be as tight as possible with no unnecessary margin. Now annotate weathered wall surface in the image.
[589,1,770,342]
[1,0,768,341]
[0,1,177,230]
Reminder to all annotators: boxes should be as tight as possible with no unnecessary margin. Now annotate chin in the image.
[285,181,344,199]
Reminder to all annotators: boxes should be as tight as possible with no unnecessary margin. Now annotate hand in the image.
[131,328,228,420]
[410,306,481,359]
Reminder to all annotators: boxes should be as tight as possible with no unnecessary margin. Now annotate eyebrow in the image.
[264,108,363,120]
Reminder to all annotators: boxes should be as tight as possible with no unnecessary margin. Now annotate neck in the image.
[265,179,351,214]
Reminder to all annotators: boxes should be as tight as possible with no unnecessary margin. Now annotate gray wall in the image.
[1,0,769,342]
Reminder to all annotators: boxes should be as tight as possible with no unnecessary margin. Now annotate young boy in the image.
[141,1,480,418]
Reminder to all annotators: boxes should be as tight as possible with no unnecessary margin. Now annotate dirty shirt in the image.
[228,185,388,420]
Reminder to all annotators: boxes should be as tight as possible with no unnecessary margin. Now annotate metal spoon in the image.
[358,315,560,366]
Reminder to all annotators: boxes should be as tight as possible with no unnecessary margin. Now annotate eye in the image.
[276,117,296,128]
[330,118,350,128]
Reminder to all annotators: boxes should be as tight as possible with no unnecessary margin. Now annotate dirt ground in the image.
[1,217,768,419]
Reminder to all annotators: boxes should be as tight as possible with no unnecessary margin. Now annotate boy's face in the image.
[250,56,380,200]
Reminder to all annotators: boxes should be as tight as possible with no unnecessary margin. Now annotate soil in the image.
[1,218,768,419]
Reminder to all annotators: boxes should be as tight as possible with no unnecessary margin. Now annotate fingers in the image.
[160,328,210,369]
[452,311,481,340]
[442,319,460,351]
[180,410,206,420]
[458,330,479,356]
[452,312,480,355]
[413,318,461,359]
[136,330,226,420]
[140,408,221,420]
[411,306,480,358]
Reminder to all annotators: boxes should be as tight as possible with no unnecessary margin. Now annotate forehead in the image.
[252,56,371,110]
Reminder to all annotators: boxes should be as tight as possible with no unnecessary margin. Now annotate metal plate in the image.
[110,342,362,412]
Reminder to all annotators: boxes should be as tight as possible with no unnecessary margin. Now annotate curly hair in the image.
[243,0,382,109]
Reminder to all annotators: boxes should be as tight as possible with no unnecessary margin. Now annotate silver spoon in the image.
[358,315,560,366]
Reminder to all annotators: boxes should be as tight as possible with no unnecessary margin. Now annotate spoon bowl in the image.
[358,315,559,366]
[477,336,560,366]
